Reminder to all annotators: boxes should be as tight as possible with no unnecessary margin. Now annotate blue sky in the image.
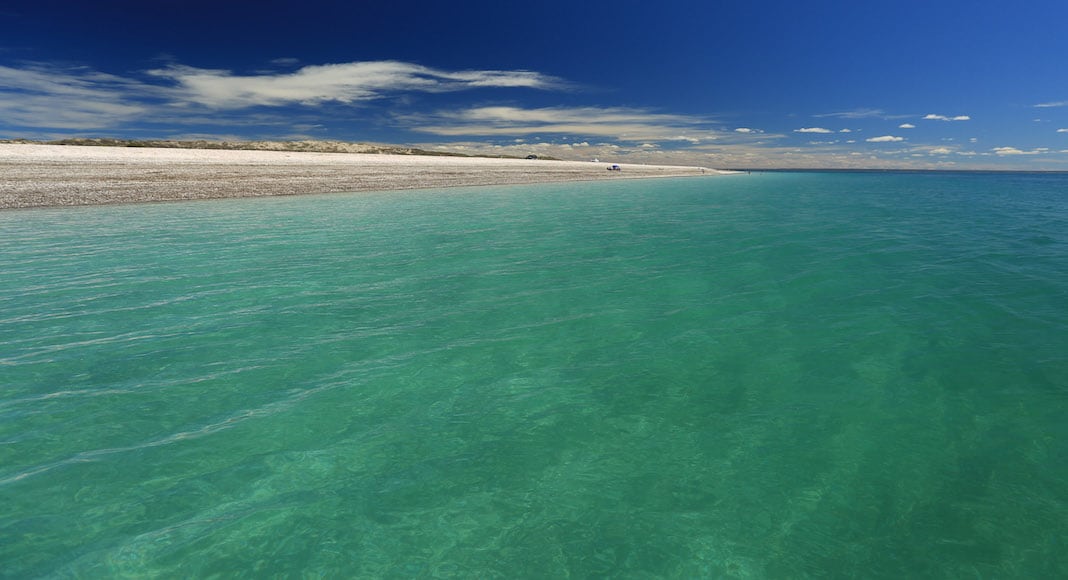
[3,0,1068,169]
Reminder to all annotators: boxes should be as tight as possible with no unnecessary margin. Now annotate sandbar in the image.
[0,144,727,209]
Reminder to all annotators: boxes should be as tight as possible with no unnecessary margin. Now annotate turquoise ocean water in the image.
[2,172,1067,577]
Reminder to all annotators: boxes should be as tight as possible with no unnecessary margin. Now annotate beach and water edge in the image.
[0,143,729,209]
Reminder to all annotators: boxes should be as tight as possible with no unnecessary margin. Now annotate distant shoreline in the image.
[0,143,727,210]
[735,168,1068,175]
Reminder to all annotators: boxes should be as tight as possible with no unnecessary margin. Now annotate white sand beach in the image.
[0,144,727,209]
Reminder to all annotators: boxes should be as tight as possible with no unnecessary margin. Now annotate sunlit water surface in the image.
[2,173,1067,577]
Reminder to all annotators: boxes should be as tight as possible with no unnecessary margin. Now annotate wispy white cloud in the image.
[0,60,568,130]
[794,127,833,133]
[867,135,904,142]
[813,108,906,120]
[899,123,916,129]
[1058,128,1068,133]
[1035,101,1068,108]
[406,105,722,142]
[839,129,852,133]
[924,114,970,121]
[0,63,156,129]
[993,146,1049,156]
[907,145,962,156]
[734,127,763,133]
[148,61,566,109]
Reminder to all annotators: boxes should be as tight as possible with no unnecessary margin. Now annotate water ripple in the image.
[3,174,1068,577]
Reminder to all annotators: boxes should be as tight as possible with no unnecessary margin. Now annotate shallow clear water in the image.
[2,173,1067,577]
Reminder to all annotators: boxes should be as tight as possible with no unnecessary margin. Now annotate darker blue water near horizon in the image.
[2,172,1067,577]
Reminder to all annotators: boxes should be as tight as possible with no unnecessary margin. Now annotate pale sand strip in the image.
[0,144,728,209]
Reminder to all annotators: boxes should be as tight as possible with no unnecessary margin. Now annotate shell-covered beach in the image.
[0,144,722,209]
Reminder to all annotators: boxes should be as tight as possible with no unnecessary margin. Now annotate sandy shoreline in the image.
[0,144,728,209]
